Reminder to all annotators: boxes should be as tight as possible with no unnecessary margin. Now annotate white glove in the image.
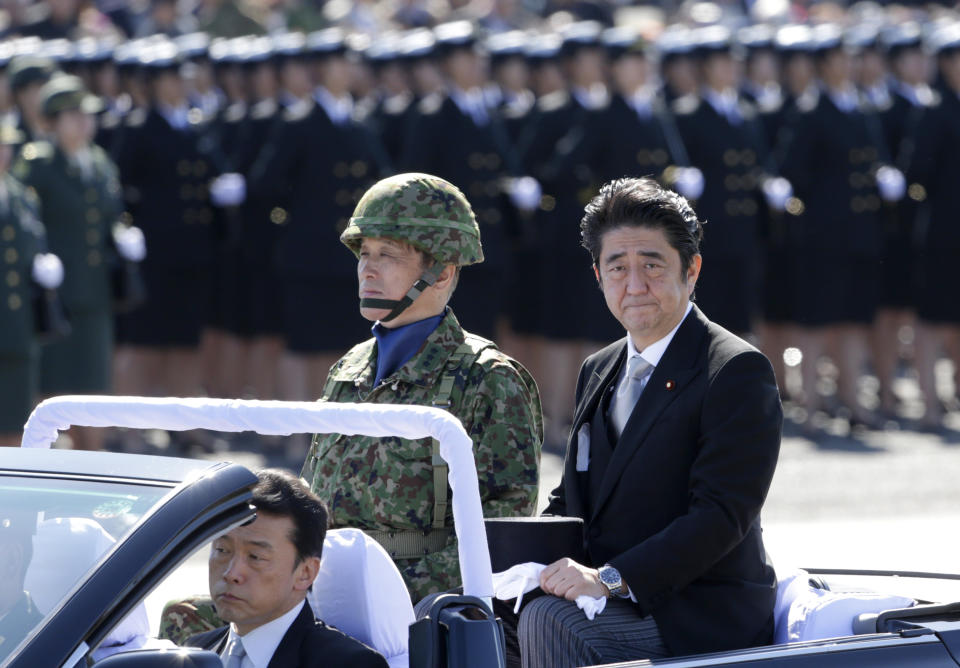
[763,177,793,211]
[876,165,906,202]
[492,562,607,619]
[113,225,146,262]
[209,172,247,207]
[673,167,704,201]
[508,176,542,212]
[32,252,64,289]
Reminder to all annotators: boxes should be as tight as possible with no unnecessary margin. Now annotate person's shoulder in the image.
[582,337,626,371]
[701,313,774,378]
[183,625,226,649]
[326,338,376,380]
[17,140,54,165]
[304,621,388,666]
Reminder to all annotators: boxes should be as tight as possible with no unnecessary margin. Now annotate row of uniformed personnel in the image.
[3,17,960,438]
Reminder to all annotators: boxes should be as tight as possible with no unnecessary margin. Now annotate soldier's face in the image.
[611,54,648,94]
[358,237,450,327]
[208,512,318,636]
[595,225,700,350]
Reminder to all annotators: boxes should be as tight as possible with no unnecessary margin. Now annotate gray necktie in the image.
[222,637,246,668]
[610,355,653,436]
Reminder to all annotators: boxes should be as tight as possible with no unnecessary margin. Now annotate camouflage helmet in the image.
[341,172,484,267]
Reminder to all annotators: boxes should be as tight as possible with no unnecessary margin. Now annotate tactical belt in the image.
[366,527,454,560]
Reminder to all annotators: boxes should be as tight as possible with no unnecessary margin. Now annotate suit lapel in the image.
[563,341,626,517]
[267,601,314,668]
[589,307,708,522]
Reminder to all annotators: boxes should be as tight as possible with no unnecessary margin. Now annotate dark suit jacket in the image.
[545,305,782,657]
[185,601,388,668]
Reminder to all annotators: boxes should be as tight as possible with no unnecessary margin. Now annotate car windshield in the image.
[0,473,170,663]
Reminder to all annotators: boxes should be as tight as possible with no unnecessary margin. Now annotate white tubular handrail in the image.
[21,395,494,601]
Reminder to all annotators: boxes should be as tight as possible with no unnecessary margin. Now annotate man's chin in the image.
[359,306,391,322]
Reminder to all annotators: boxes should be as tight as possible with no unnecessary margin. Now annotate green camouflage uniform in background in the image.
[301,308,542,601]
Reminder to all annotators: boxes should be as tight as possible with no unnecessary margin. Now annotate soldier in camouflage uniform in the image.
[301,172,543,602]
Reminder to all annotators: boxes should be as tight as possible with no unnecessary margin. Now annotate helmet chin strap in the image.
[360,263,445,323]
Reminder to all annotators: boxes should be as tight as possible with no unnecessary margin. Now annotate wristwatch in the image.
[598,564,628,598]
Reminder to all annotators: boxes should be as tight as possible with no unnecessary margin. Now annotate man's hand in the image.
[539,558,608,600]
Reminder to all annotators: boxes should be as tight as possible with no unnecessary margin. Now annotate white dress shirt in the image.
[618,300,694,397]
[315,87,353,125]
[223,600,305,668]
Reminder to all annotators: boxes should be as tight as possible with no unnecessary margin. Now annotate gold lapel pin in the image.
[665,380,676,390]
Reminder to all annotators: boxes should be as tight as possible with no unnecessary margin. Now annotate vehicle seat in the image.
[773,568,916,643]
[307,528,414,668]
[24,517,173,660]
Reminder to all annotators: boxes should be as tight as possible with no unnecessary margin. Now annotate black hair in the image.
[580,176,704,276]
[251,469,328,566]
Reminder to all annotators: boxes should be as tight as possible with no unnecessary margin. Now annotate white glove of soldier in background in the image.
[508,176,542,212]
[762,176,793,212]
[32,252,64,289]
[209,172,246,207]
[672,167,704,201]
[876,165,906,202]
[113,224,147,262]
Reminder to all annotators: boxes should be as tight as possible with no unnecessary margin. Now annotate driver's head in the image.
[208,471,327,635]
[341,173,483,326]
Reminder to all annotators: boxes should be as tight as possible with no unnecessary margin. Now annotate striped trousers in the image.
[518,596,671,668]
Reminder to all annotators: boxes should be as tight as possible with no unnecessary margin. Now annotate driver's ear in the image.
[294,556,321,592]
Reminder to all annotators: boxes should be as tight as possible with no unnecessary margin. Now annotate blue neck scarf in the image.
[372,309,446,386]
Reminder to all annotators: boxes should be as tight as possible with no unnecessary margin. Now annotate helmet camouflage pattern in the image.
[341,172,484,267]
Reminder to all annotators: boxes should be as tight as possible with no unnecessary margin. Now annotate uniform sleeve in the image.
[403,359,543,601]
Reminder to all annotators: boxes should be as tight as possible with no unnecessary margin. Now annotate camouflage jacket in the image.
[301,309,542,601]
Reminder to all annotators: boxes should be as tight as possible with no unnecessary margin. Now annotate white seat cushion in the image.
[773,568,915,643]
[308,528,414,668]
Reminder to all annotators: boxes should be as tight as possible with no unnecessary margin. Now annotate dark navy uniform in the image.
[516,23,614,342]
[875,25,931,311]
[249,95,388,353]
[673,93,772,334]
[0,172,45,433]
[400,22,523,340]
[113,105,218,347]
[779,88,888,326]
[906,70,960,322]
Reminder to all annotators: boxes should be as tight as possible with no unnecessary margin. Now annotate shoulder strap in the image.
[429,337,495,528]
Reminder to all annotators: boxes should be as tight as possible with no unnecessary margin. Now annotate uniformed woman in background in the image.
[0,124,62,446]
[907,25,960,432]
[13,75,124,450]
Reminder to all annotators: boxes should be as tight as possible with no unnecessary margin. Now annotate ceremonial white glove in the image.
[508,176,542,212]
[762,176,793,212]
[32,252,64,289]
[209,172,247,207]
[492,562,607,619]
[672,167,704,201]
[113,225,146,262]
[876,165,906,202]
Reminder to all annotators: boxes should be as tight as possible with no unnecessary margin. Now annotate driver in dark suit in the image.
[518,177,782,667]
[185,470,387,668]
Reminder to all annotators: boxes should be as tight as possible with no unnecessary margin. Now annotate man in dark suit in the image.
[517,177,782,667]
[185,470,387,668]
